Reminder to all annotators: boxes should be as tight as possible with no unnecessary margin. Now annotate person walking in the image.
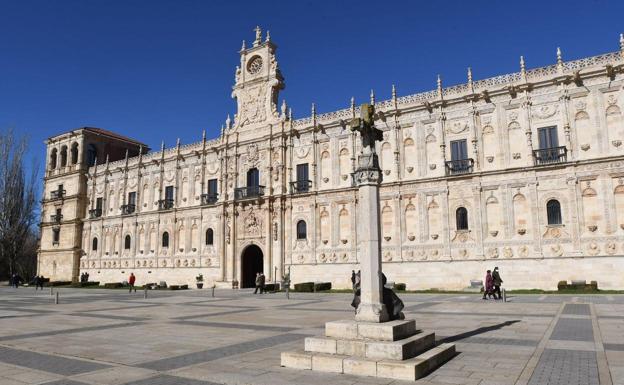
[33,275,40,290]
[128,273,136,293]
[259,272,266,294]
[253,273,262,294]
[351,270,356,290]
[492,267,503,300]
[482,270,493,300]
[38,276,45,290]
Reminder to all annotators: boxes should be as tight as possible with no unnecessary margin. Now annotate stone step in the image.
[281,342,456,381]
[325,319,417,341]
[377,343,457,381]
[305,331,435,360]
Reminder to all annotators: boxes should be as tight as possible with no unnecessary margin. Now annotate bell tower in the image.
[231,26,285,131]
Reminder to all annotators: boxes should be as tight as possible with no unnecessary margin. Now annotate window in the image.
[87,144,97,166]
[546,199,562,225]
[92,237,98,251]
[538,126,559,149]
[162,232,169,247]
[456,207,469,230]
[296,220,307,240]
[52,228,60,244]
[206,228,214,245]
[128,192,136,206]
[450,140,468,161]
[124,235,131,250]
[71,143,79,164]
[247,168,259,187]
[207,179,218,196]
[50,149,58,169]
[295,163,309,192]
[165,186,174,201]
[60,146,67,167]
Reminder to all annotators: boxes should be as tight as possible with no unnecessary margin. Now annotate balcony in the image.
[50,214,63,223]
[89,208,102,219]
[50,189,66,199]
[121,204,136,215]
[290,180,312,194]
[158,199,174,210]
[234,186,265,200]
[533,146,567,166]
[201,193,218,205]
[445,159,474,176]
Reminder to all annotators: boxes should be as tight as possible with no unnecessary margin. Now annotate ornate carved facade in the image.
[39,30,624,289]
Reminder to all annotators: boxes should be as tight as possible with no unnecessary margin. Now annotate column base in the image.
[355,302,389,323]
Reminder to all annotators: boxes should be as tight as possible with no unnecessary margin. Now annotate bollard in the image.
[49,286,53,296]
[502,288,507,302]
[143,287,147,299]
[54,292,59,304]
[211,286,215,298]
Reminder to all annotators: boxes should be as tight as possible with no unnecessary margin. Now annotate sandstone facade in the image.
[39,30,624,290]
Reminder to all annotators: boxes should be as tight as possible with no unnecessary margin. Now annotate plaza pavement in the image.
[0,286,622,385]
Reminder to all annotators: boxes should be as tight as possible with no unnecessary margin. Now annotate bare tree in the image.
[0,129,38,280]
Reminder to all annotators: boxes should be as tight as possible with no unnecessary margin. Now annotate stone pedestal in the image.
[281,319,456,381]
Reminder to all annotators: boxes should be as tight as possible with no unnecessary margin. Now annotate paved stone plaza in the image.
[0,287,622,385]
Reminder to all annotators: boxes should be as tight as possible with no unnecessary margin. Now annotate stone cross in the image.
[351,103,389,323]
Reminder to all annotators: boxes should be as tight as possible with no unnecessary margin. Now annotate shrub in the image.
[394,283,406,291]
[557,281,568,291]
[70,281,100,288]
[294,282,314,292]
[47,281,72,287]
[264,283,280,292]
[104,282,124,289]
[589,281,598,290]
[169,285,180,290]
[180,284,188,290]
[314,282,331,291]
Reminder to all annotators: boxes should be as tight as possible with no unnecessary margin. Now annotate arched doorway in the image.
[241,244,263,288]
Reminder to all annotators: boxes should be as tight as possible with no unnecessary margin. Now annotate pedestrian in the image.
[33,275,40,290]
[38,276,45,290]
[492,267,503,300]
[259,272,266,294]
[351,270,356,289]
[85,272,89,282]
[350,270,361,314]
[128,273,136,293]
[13,274,22,288]
[253,273,261,294]
[482,270,493,300]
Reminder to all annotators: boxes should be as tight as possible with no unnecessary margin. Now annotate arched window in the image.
[70,143,79,164]
[162,232,169,248]
[60,146,68,167]
[546,199,562,225]
[205,228,214,245]
[92,237,98,251]
[124,235,131,250]
[50,148,58,169]
[87,144,97,166]
[456,207,469,230]
[296,220,307,240]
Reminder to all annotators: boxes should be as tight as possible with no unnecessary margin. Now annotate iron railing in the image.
[158,199,174,210]
[445,159,474,175]
[533,146,567,165]
[290,180,312,194]
[121,204,136,215]
[234,186,265,200]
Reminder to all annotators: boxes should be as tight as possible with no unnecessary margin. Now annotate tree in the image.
[0,129,38,280]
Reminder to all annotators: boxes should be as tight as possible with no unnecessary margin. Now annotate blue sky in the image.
[1,0,623,176]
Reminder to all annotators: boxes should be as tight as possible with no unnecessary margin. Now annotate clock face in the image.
[247,56,263,74]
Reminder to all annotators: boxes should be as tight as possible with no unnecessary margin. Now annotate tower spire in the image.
[556,47,563,72]
[370,89,375,105]
[437,74,443,98]
[620,33,624,57]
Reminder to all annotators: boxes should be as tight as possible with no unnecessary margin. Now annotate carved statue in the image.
[350,103,384,170]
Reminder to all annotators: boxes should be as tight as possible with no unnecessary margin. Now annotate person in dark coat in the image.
[253,273,262,294]
[350,270,356,289]
[350,270,361,314]
[492,267,503,300]
[38,276,45,290]
[259,273,266,294]
[482,270,494,300]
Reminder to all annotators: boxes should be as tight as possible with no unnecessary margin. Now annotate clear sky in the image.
[1,0,623,176]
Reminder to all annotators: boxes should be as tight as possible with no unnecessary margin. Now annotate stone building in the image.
[39,29,624,290]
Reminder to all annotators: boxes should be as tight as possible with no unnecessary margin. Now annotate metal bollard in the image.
[211,287,215,298]
[49,287,53,296]
[286,286,290,300]
[143,287,147,299]
[502,288,507,302]
[54,292,59,304]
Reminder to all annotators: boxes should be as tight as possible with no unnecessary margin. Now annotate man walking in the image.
[259,272,266,294]
[253,273,261,294]
[128,272,136,293]
[351,270,356,290]
[492,267,503,300]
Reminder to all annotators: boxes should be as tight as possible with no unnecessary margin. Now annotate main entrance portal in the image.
[241,244,263,288]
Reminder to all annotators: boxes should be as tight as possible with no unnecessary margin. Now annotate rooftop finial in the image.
[226,114,231,129]
[467,67,473,84]
[311,102,316,116]
[202,129,206,140]
[556,47,563,65]
[253,26,262,46]
[220,124,224,137]
[620,33,624,54]
[370,89,375,105]
[176,138,181,148]
[161,141,165,151]
[241,40,246,50]
[520,55,526,72]
[266,30,271,42]
[288,107,292,121]
[391,84,396,100]
[281,99,287,117]
[437,74,442,96]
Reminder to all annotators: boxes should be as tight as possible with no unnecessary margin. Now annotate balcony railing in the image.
[50,214,63,223]
[234,186,265,200]
[158,199,174,210]
[121,204,136,215]
[201,193,218,205]
[50,189,66,199]
[445,159,474,176]
[89,208,102,219]
[533,146,567,165]
[290,180,312,194]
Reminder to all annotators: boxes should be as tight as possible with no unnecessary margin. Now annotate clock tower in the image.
[231,27,285,131]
